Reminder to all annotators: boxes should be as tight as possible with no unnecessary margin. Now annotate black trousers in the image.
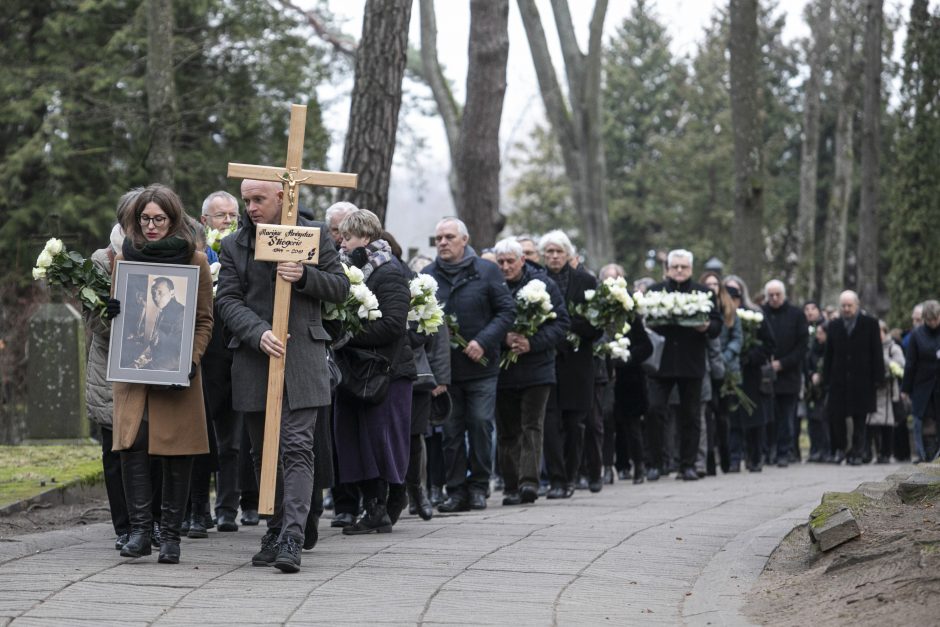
[425,429,446,489]
[648,377,702,472]
[100,426,129,536]
[238,420,259,511]
[830,412,867,459]
[580,384,606,482]
[495,385,551,491]
[543,389,587,487]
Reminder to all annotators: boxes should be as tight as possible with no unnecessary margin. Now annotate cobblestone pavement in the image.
[0,463,901,626]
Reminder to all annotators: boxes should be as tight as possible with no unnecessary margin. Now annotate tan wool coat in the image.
[112,251,213,455]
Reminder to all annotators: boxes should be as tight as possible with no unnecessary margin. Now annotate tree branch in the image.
[419,0,461,169]
[276,0,357,60]
[583,0,608,115]
[548,0,583,93]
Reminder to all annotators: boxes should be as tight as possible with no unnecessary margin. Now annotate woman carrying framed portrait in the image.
[105,183,213,564]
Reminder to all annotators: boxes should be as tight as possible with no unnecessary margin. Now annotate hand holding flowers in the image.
[737,308,764,353]
[32,238,111,318]
[408,274,445,335]
[323,263,382,336]
[500,279,557,368]
[634,290,713,327]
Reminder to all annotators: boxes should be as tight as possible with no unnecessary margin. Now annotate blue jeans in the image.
[444,377,498,494]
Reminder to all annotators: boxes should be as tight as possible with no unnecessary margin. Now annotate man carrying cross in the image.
[216,178,348,572]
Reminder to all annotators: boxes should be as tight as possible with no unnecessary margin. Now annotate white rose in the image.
[36,249,53,268]
[584,289,596,301]
[367,309,383,321]
[45,238,64,255]
[32,266,47,280]
[345,264,365,285]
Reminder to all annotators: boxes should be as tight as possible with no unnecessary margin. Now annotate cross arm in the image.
[227,163,358,190]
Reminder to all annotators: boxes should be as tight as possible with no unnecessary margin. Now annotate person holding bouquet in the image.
[492,238,570,505]
[866,319,904,463]
[107,184,214,564]
[643,250,722,481]
[332,209,416,534]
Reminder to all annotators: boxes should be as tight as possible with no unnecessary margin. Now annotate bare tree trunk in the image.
[146,0,177,187]
[795,0,832,302]
[418,0,462,211]
[338,0,413,223]
[856,0,883,309]
[456,0,509,249]
[729,0,764,290]
[517,0,612,265]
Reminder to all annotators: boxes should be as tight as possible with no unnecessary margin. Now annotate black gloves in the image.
[104,298,121,320]
[168,363,198,391]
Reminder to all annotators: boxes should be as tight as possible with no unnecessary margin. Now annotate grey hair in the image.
[667,249,694,268]
[922,300,940,322]
[436,217,469,239]
[493,237,524,258]
[325,201,358,223]
[724,274,757,310]
[201,190,239,216]
[764,279,786,299]
[600,263,625,279]
[538,229,575,256]
[516,234,537,244]
[116,187,145,221]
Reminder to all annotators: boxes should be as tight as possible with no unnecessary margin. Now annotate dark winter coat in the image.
[737,315,776,429]
[498,263,570,390]
[762,300,808,396]
[216,215,350,412]
[902,323,940,419]
[613,318,655,418]
[550,264,603,410]
[647,278,722,379]
[823,313,884,418]
[423,254,514,382]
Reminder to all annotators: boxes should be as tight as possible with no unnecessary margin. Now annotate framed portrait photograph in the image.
[106,260,200,387]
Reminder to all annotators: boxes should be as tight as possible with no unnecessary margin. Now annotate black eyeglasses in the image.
[139,215,168,227]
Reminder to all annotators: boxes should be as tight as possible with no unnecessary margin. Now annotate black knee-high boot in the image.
[120,449,153,558]
[159,455,194,564]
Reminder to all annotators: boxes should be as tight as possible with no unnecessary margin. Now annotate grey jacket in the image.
[84,247,115,426]
[216,217,349,412]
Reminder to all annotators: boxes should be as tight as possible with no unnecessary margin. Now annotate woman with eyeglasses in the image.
[105,183,214,564]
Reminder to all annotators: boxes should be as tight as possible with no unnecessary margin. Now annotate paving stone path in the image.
[0,463,900,626]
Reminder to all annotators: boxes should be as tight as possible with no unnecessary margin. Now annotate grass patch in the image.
[0,443,102,509]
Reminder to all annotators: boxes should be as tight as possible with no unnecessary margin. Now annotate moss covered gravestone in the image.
[26,303,87,440]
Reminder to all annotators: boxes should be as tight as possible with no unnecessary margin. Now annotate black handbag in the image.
[335,346,391,404]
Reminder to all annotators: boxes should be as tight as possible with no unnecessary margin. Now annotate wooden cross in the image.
[228,104,357,515]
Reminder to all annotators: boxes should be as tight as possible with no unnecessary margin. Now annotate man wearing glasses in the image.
[645,250,722,481]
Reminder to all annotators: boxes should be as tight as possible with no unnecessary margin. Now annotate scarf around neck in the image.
[436,245,478,278]
[342,239,395,282]
[122,235,193,265]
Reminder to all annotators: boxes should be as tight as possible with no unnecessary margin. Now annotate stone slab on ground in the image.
[809,507,860,551]
[0,463,903,626]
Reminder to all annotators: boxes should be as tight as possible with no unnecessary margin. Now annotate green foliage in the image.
[887,0,940,326]
[0,0,331,283]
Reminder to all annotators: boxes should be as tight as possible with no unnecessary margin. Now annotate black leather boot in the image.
[386,483,407,526]
[119,450,153,558]
[159,455,193,564]
[342,498,392,535]
[187,501,209,539]
[407,483,433,521]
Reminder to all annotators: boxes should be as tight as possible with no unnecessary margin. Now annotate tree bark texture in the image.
[795,0,832,302]
[146,0,177,187]
[821,24,862,308]
[456,0,509,249]
[856,0,883,309]
[338,0,413,223]
[729,0,764,290]
[418,0,462,209]
[517,0,612,265]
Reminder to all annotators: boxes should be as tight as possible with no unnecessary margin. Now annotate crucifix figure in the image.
[220,104,357,528]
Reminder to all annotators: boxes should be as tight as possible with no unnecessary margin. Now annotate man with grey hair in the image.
[516,235,541,265]
[644,249,722,481]
[325,201,358,248]
[762,279,808,467]
[822,290,883,464]
[422,218,514,511]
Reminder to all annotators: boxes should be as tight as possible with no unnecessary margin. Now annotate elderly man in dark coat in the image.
[761,279,808,466]
[822,290,884,465]
[645,249,722,481]
[216,179,349,572]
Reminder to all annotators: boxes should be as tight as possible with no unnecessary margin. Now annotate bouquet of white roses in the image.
[205,221,237,253]
[635,290,713,328]
[574,276,635,333]
[32,238,111,318]
[408,274,445,335]
[737,308,764,353]
[889,361,904,379]
[323,263,382,336]
[500,279,557,368]
[595,323,632,362]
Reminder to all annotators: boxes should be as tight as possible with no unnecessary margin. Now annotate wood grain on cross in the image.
[227,104,357,515]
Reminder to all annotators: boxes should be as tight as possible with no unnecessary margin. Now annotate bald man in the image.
[761,279,808,466]
[821,290,884,465]
[216,179,349,572]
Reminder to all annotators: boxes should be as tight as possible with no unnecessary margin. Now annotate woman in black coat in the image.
[333,210,416,534]
[902,300,940,462]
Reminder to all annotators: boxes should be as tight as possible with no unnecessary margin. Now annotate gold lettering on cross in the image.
[276,170,311,218]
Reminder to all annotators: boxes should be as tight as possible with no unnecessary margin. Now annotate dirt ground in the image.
[744,489,940,626]
[0,494,113,540]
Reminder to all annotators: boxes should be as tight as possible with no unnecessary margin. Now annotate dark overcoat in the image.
[551,265,602,410]
[215,216,349,412]
[902,323,940,419]
[823,313,884,418]
[762,301,808,396]
[737,315,776,429]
